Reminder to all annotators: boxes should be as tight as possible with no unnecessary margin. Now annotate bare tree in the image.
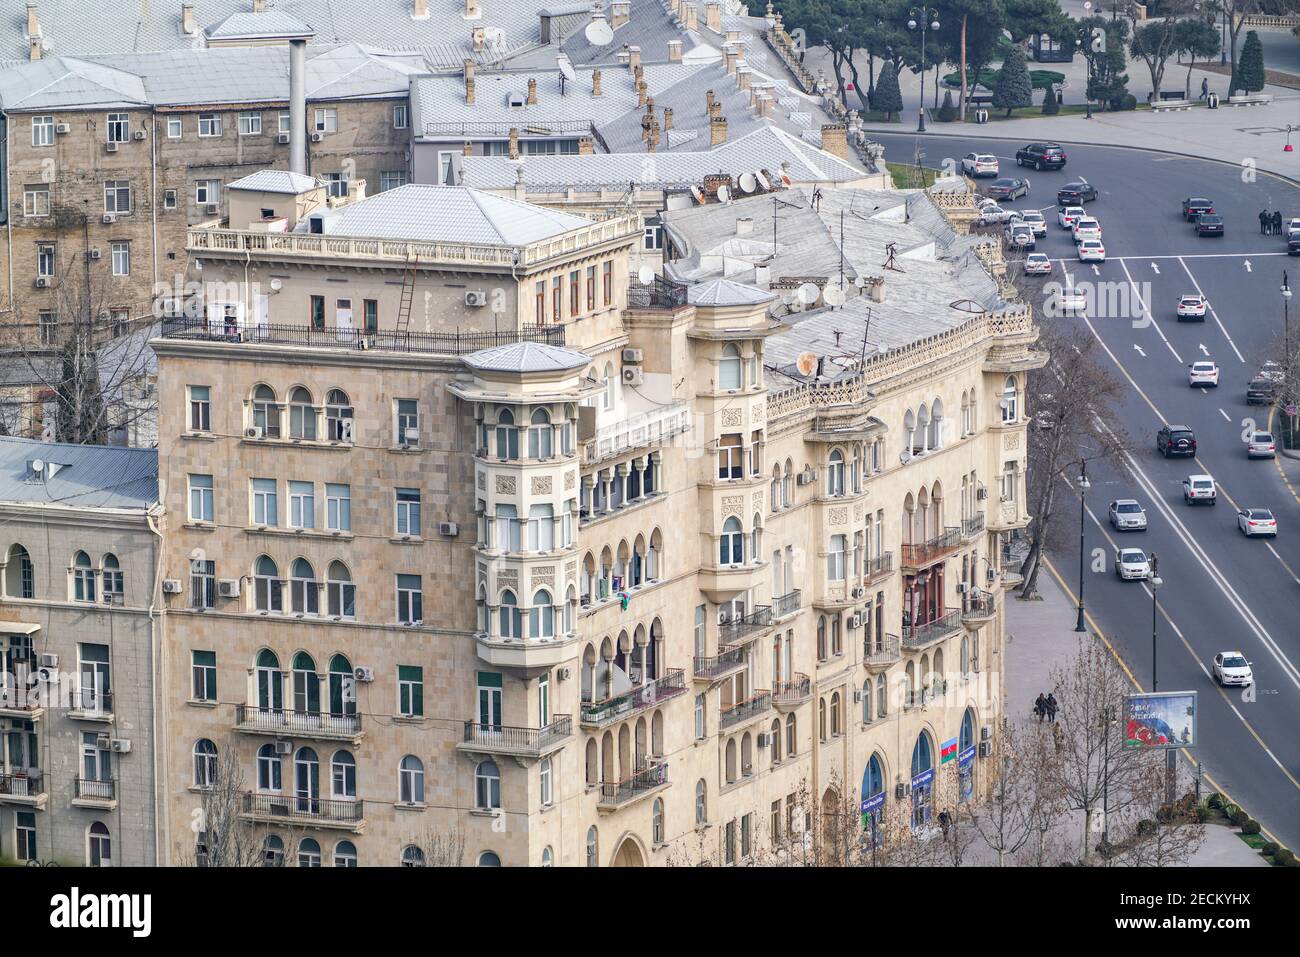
[970,718,1067,864]
[1108,763,1207,866]
[399,824,467,867]
[175,745,299,867]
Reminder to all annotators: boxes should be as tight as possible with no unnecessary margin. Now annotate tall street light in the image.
[1075,459,1091,632]
[1149,553,1161,691]
[908,8,940,134]
[1283,271,1292,378]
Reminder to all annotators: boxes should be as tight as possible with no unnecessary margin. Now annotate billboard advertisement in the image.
[1123,691,1197,749]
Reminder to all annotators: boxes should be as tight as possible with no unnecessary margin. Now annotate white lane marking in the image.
[1265,543,1300,584]
[1199,343,1209,356]
[1151,262,1161,273]
[1093,264,1101,275]
[1177,257,1247,364]
[1105,252,1288,261]
[1219,408,1231,421]
[1245,259,1253,272]
[1118,258,1183,364]
[1134,344,1147,357]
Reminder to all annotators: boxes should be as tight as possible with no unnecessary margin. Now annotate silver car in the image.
[1108,499,1147,531]
[1246,432,1276,458]
[1114,548,1152,581]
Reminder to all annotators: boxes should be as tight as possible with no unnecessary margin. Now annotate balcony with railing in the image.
[962,591,997,625]
[69,689,114,722]
[693,645,746,683]
[581,668,687,729]
[901,528,962,571]
[582,401,692,466]
[0,771,46,809]
[458,715,573,759]
[902,610,963,650]
[773,675,811,711]
[598,763,670,811]
[772,589,802,620]
[627,276,689,311]
[863,552,894,584]
[961,513,986,540]
[718,605,773,644]
[234,704,363,743]
[862,634,902,670]
[241,791,365,832]
[720,691,772,729]
[73,777,117,808]
[0,669,44,720]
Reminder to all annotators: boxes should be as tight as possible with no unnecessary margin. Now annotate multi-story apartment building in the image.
[0,436,162,866]
[148,170,1043,867]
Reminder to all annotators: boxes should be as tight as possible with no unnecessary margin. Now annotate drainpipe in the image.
[146,502,168,865]
[4,111,12,310]
[150,115,159,298]
[289,38,307,175]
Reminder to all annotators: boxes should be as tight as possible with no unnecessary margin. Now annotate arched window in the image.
[292,651,320,715]
[828,448,845,496]
[959,709,977,803]
[862,753,885,839]
[325,389,353,441]
[786,712,797,755]
[1001,376,1018,423]
[695,779,707,826]
[751,513,763,560]
[495,408,519,460]
[72,551,96,602]
[929,398,943,450]
[298,837,321,867]
[586,825,599,867]
[254,555,282,613]
[334,840,357,867]
[331,750,356,799]
[771,466,783,510]
[819,697,827,741]
[193,739,217,788]
[725,738,738,783]
[719,516,744,565]
[603,363,615,410]
[903,409,915,458]
[876,673,887,718]
[101,553,123,601]
[742,731,753,774]
[288,386,316,439]
[88,822,112,867]
[585,738,598,784]
[326,561,355,619]
[782,459,793,506]
[830,691,842,735]
[863,680,873,722]
[770,718,783,762]
[402,845,426,867]
[916,404,930,454]
[478,851,502,867]
[961,635,970,677]
[720,343,743,390]
[263,834,285,867]
[290,558,318,615]
[541,846,554,867]
[816,615,827,660]
[294,747,320,814]
[647,529,662,581]
[256,649,283,712]
[6,544,34,598]
[475,759,501,809]
[499,590,521,638]
[529,590,554,639]
[257,743,283,791]
[528,407,553,459]
[540,756,554,806]
[399,755,424,804]
[911,732,935,829]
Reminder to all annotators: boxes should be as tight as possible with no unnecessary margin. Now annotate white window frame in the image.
[392,103,409,129]
[326,483,351,532]
[23,185,50,217]
[106,113,129,144]
[288,481,316,530]
[238,112,262,136]
[188,474,214,523]
[104,180,132,214]
[314,108,338,133]
[195,180,219,205]
[198,114,222,137]
[395,488,421,537]
[166,118,182,139]
[251,478,278,527]
[32,115,54,147]
[110,242,130,277]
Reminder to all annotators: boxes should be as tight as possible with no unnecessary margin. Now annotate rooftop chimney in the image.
[683,3,698,31]
[706,89,715,113]
[463,140,473,156]
[464,59,476,104]
[705,1,721,32]
[737,66,751,91]
[667,39,682,62]
[579,136,595,155]
[253,0,267,12]
[628,45,641,72]
[663,107,673,130]
[820,124,849,161]
[757,93,773,118]
[592,69,602,96]
[26,5,39,39]
[611,0,630,28]
[508,127,520,160]
[413,0,429,18]
[726,29,741,43]
[637,79,647,108]
[513,163,526,200]
[710,115,727,147]
[723,45,737,75]
[289,38,308,175]
[29,36,41,60]
[465,0,481,19]
[866,277,885,303]
[472,27,486,52]
[181,3,196,35]
[669,0,681,14]
[527,78,538,105]
[347,178,367,204]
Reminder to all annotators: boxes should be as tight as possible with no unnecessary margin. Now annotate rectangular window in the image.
[535,281,546,324]
[110,241,130,276]
[16,812,37,861]
[643,225,664,250]
[195,180,219,205]
[741,812,753,858]
[23,185,49,217]
[325,172,347,199]
[603,261,613,305]
[106,113,130,144]
[278,111,291,134]
[395,488,422,537]
[771,800,782,844]
[166,118,182,138]
[393,103,409,129]
[39,312,57,345]
[310,294,325,330]
[238,112,262,136]
[552,276,562,321]
[190,559,216,609]
[694,603,707,657]
[586,265,596,310]
[379,170,408,191]
[192,650,217,702]
[1002,462,1019,503]
[109,308,129,337]
[188,385,211,431]
[163,189,178,209]
[104,180,131,214]
[828,535,846,581]
[335,298,352,328]
[188,474,214,523]
[32,115,54,147]
[314,108,337,133]
[569,270,580,316]
[252,478,278,526]
[289,480,316,529]
[396,399,418,445]
[724,820,736,865]
[37,244,55,278]
[326,483,351,532]
[398,665,423,717]
[363,299,378,333]
[397,574,423,624]
[198,114,222,137]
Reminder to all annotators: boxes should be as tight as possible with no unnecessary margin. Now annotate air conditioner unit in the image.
[851,587,864,599]
[87,248,102,261]
[957,582,968,594]
[277,132,291,144]
[37,667,55,684]
[245,426,263,439]
[757,732,770,748]
[34,277,49,288]
[848,613,862,629]
[96,732,112,749]
[894,783,910,799]
[557,666,572,681]
[275,740,293,755]
[40,653,58,669]
[102,213,116,225]
[981,724,992,741]
[340,419,354,442]
[132,130,147,141]
[162,579,183,594]
[353,667,374,683]
[205,204,219,215]
[978,741,993,758]
[976,486,989,500]
[621,366,644,386]
[105,142,118,153]
[437,521,459,537]
[217,579,241,599]
[110,738,131,754]
[403,427,420,446]
[464,290,487,307]
[310,131,324,142]
[55,122,70,134]
[796,469,817,486]
[987,567,997,584]
[622,347,644,363]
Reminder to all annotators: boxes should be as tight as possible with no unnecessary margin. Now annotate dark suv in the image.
[1246,378,1279,405]
[1182,197,1214,220]
[1057,181,1098,205]
[1195,213,1224,236]
[1157,425,1198,457]
[1016,142,1067,170]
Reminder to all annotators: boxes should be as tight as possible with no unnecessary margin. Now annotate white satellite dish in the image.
[823,284,846,307]
[755,170,771,190]
[795,352,817,376]
[637,264,654,284]
[716,185,731,203]
[797,282,820,305]
[30,459,44,475]
[738,172,757,194]
[585,19,614,46]
[781,287,799,305]
[557,55,577,83]
[854,276,866,288]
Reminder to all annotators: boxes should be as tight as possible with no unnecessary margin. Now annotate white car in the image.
[1058,205,1086,229]
[1176,295,1208,319]
[1188,361,1219,387]
[978,204,1014,226]
[1004,222,1036,248]
[1024,253,1052,275]
[1182,474,1216,505]
[1114,547,1152,580]
[1213,651,1253,687]
[1237,507,1277,537]
[1054,287,1087,313]
[1077,240,1106,262]
[961,153,999,177]
[1108,499,1148,531]
[1246,431,1276,458]
[1071,217,1102,244]
[1016,209,1048,236]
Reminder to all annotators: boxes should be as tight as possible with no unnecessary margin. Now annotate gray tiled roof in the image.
[0,55,148,111]
[687,278,776,306]
[228,170,325,193]
[0,436,157,510]
[464,341,590,373]
[206,10,316,40]
[314,184,595,245]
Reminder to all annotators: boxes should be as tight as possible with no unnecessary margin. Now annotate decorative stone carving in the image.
[752,404,764,423]
[565,561,577,577]
[495,474,516,494]
[1004,432,1020,451]
[477,471,486,491]
[564,470,576,490]
[531,475,553,494]
[497,568,518,585]
[720,495,744,517]
[854,503,864,521]
[752,491,764,513]
[828,507,849,525]
[531,566,555,588]
[720,407,742,427]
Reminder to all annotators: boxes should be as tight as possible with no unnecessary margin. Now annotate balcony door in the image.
[294,748,320,814]
[478,673,503,737]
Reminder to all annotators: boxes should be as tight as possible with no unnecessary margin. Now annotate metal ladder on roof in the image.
[395,257,417,345]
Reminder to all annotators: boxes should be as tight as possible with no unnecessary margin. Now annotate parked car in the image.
[1057,181,1098,205]
[989,177,1031,201]
[1182,474,1216,505]
[1016,209,1048,236]
[1282,216,1300,236]
[1181,197,1214,220]
[1108,499,1148,531]
[1077,239,1106,262]
[1246,377,1279,404]
[1176,294,1208,320]
[1072,217,1102,244]
[961,153,1000,177]
[1004,222,1036,249]
[1058,205,1087,229]
[1246,431,1276,458]
[1195,213,1225,236]
[1016,142,1067,170]
[1237,507,1277,536]
[1188,361,1219,387]
[1158,425,1197,457]
[1024,252,1053,275]
[1212,651,1253,687]
[1114,548,1152,580]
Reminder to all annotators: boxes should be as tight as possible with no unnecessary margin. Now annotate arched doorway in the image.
[910,731,935,831]
[860,753,886,842]
[958,709,977,804]
[612,836,645,867]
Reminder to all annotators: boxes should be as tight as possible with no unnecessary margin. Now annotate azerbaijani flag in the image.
[940,738,959,764]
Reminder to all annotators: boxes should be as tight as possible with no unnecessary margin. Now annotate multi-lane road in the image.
[874,131,1300,850]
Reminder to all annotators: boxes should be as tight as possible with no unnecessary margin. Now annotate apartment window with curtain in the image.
[602,261,613,305]
[395,488,422,537]
[586,265,596,310]
[310,295,325,330]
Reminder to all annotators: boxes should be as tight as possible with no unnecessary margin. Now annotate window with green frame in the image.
[398,665,423,717]
[192,650,217,702]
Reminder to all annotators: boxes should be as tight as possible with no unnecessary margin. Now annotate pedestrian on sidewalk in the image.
[1273,211,1283,236]
[938,809,952,839]
[1260,209,1270,234]
[1053,722,1064,752]
[1046,692,1058,723]
[1034,693,1046,722]
[1200,78,1208,100]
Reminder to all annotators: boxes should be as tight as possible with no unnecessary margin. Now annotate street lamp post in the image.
[1149,553,1161,691]
[908,8,940,134]
[1283,271,1292,377]
[1075,460,1091,632]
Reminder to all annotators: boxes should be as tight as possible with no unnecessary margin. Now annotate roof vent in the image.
[507,92,526,108]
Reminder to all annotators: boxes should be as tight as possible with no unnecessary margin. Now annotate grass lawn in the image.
[886,163,942,188]
[857,110,902,123]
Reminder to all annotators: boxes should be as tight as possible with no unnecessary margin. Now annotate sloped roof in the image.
[0,55,147,110]
[229,170,326,194]
[0,437,157,510]
[688,278,776,306]
[206,10,316,40]
[463,341,590,373]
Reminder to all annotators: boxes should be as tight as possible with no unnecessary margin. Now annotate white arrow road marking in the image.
[1118,259,1183,363]
[1245,259,1253,272]
[1200,387,1208,394]
[1134,344,1147,357]
[1199,343,1209,355]
[1092,264,1101,275]
[1219,408,1230,421]
[1151,262,1160,274]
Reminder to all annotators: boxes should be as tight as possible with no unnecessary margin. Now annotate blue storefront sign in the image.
[911,768,934,789]
[860,791,886,815]
[958,745,976,767]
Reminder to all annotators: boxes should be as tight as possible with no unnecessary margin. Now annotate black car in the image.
[1157,425,1197,457]
[1016,142,1067,170]
[988,177,1030,200]
[1288,232,1300,255]
[1246,378,1279,404]
[1182,197,1214,220]
[1195,214,1224,236]
[1057,181,1098,205]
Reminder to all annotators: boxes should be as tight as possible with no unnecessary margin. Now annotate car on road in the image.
[977,204,1014,226]
[1004,222,1036,249]
[1016,142,1067,170]
[1176,294,1207,320]
[1289,232,1300,255]
[1237,507,1277,536]
[1195,213,1225,237]
[1245,431,1276,458]
[1108,499,1148,531]
[1016,209,1048,236]
[1053,286,1086,312]
[1181,473,1216,504]
[1077,239,1106,262]
[1024,252,1053,275]
[1058,205,1086,229]
[989,177,1031,201]
[1158,424,1197,457]
[1283,216,1300,236]
[1188,361,1219,386]
[1212,651,1253,687]
[1057,181,1098,205]
[1072,217,1102,244]
[1114,548,1152,580]
[1181,197,1214,220]
[1246,377,1279,404]
[961,153,999,177]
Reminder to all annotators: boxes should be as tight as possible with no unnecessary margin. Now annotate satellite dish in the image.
[557,55,577,83]
[797,282,820,305]
[755,170,771,190]
[900,450,913,466]
[823,284,846,306]
[637,264,654,284]
[584,19,614,46]
[854,276,866,288]
[796,352,817,377]
[716,185,731,203]
[738,172,757,194]
[30,459,44,475]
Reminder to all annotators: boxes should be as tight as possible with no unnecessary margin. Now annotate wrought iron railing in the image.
[719,605,773,644]
[720,691,773,729]
[598,763,669,807]
[627,276,688,310]
[71,689,114,715]
[242,791,364,824]
[863,553,893,581]
[863,634,902,665]
[961,513,986,539]
[462,715,572,751]
[772,674,811,706]
[0,772,44,797]
[773,589,802,618]
[901,528,962,567]
[902,610,963,648]
[694,645,745,679]
[963,592,996,621]
[581,669,687,726]
[235,704,362,737]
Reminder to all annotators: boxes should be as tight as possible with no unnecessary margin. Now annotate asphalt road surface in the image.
[873,130,1300,850]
